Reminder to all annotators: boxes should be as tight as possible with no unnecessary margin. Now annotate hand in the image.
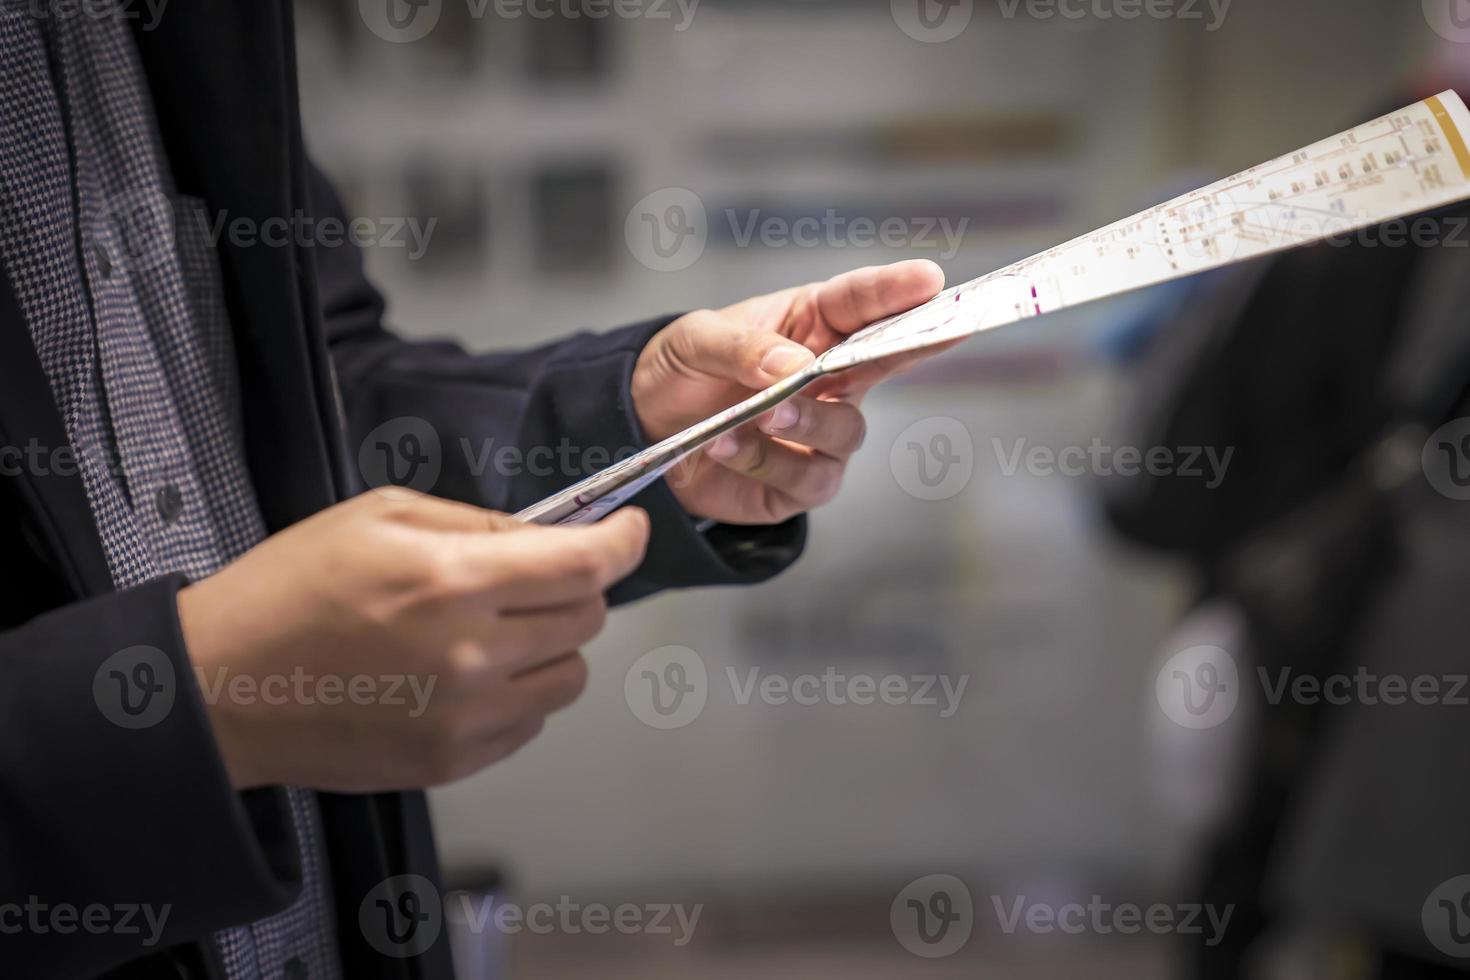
[632,259,947,524]
[176,489,650,792]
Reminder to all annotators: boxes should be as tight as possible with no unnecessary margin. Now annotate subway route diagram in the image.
[518,92,1470,527]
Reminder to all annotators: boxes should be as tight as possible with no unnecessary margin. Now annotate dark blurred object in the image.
[444,866,512,980]
[530,162,616,275]
[1105,160,1470,977]
[296,0,357,59]
[525,12,609,83]
[401,162,489,275]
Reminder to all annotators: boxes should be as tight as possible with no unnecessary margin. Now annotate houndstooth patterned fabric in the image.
[0,8,342,979]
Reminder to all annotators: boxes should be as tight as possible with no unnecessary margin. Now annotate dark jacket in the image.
[0,3,802,977]
[1106,193,1470,975]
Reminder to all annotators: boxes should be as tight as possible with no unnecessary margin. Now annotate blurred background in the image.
[294,1,1468,977]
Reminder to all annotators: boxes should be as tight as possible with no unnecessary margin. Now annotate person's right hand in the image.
[176,489,650,792]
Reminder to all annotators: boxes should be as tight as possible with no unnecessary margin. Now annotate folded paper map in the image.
[517,91,1470,526]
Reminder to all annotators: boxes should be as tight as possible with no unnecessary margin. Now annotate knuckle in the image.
[672,309,719,348]
[809,459,844,504]
[365,485,423,514]
[482,636,531,673]
[493,718,546,764]
[417,548,465,597]
[363,485,400,506]
[841,408,869,454]
[548,654,591,707]
[519,717,547,743]
[741,437,770,475]
[778,402,810,438]
[788,460,839,507]
[418,721,469,785]
[572,598,609,643]
[559,541,605,592]
[445,643,491,687]
[482,510,522,533]
[761,487,803,524]
[564,652,591,692]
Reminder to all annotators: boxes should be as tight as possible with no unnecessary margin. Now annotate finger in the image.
[459,507,651,610]
[486,598,608,674]
[506,651,590,719]
[483,716,546,759]
[808,337,968,403]
[667,309,817,389]
[455,651,591,738]
[438,716,547,785]
[360,486,526,534]
[756,397,867,460]
[706,430,844,511]
[811,259,945,336]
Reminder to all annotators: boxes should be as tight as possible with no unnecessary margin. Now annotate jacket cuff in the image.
[0,574,300,975]
[505,316,806,601]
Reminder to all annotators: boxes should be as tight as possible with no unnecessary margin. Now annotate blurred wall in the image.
[294,0,1428,917]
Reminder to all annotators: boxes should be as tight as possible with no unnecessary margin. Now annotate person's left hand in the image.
[631,259,947,525]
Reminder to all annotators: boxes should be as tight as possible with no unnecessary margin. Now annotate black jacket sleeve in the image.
[306,163,805,602]
[0,575,306,978]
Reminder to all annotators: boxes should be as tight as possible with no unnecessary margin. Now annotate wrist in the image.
[177,580,270,789]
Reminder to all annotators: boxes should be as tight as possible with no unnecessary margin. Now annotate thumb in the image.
[668,310,817,391]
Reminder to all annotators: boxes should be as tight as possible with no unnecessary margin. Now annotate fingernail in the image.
[763,401,799,433]
[760,344,815,379]
[707,433,740,460]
